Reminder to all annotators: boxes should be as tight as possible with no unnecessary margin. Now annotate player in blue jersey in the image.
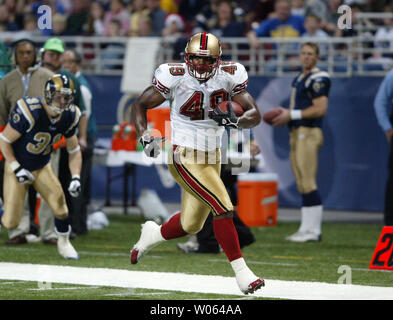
[0,74,82,259]
[272,42,331,242]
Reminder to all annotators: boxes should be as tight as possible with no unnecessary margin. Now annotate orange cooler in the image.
[147,108,171,138]
[237,173,278,226]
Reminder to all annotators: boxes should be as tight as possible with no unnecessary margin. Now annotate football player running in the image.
[271,42,331,242]
[0,74,82,260]
[130,32,264,294]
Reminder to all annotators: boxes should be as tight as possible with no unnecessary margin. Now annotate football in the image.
[216,101,244,116]
[263,108,283,125]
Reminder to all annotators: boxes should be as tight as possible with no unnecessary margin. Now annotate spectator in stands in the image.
[319,0,343,36]
[247,0,305,49]
[291,0,305,16]
[178,0,209,26]
[303,14,329,39]
[128,0,149,37]
[364,5,393,70]
[2,0,23,31]
[86,1,106,36]
[13,13,41,40]
[146,0,167,36]
[208,0,246,39]
[302,13,330,56]
[62,49,97,235]
[51,13,69,36]
[0,3,21,31]
[103,0,130,36]
[244,0,275,32]
[372,5,393,59]
[162,13,185,39]
[304,0,329,20]
[100,19,125,69]
[66,0,89,35]
[136,12,154,37]
[374,68,393,226]
[0,39,56,245]
[189,0,219,34]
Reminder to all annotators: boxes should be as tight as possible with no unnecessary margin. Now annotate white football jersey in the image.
[152,62,248,151]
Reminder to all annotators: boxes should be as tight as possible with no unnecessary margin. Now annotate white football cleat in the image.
[285,231,321,242]
[177,235,199,253]
[130,221,165,264]
[235,267,265,295]
[56,227,80,260]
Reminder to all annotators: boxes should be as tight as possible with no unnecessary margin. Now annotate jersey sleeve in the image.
[64,105,81,138]
[152,63,184,99]
[8,99,34,134]
[225,62,249,97]
[307,73,331,99]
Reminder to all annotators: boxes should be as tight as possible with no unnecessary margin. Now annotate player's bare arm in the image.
[301,96,328,118]
[66,134,82,198]
[78,114,88,150]
[272,96,328,127]
[0,123,22,163]
[232,90,262,128]
[66,134,82,177]
[131,86,166,137]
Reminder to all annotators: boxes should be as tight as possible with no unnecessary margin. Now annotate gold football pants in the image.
[289,126,323,195]
[1,160,68,230]
[168,146,234,234]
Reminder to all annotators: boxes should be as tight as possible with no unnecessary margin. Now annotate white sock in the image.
[298,207,311,233]
[308,205,323,235]
[231,257,248,274]
[299,205,323,235]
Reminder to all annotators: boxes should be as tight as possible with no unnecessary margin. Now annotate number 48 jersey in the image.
[152,62,248,151]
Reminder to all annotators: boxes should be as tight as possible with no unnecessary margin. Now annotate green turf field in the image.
[0,213,392,300]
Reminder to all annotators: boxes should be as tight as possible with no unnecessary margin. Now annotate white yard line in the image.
[0,262,393,300]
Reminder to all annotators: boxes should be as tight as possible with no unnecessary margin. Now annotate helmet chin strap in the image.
[49,104,63,116]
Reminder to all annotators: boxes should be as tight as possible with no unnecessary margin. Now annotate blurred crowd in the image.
[0,0,392,40]
[1,0,393,72]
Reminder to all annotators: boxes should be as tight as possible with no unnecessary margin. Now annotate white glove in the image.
[139,135,166,158]
[68,177,81,197]
[14,166,35,184]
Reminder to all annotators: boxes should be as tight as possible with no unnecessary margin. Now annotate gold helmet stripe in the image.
[52,75,63,91]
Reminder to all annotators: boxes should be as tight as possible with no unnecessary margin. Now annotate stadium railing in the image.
[1,35,392,77]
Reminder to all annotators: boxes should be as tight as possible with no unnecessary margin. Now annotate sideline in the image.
[1,262,393,299]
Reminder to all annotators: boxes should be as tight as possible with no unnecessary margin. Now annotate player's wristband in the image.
[68,145,80,154]
[10,160,21,172]
[0,133,11,143]
[72,174,80,180]
[290,110,302,120]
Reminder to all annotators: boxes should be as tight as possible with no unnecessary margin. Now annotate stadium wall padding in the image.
[87,75,389,212]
